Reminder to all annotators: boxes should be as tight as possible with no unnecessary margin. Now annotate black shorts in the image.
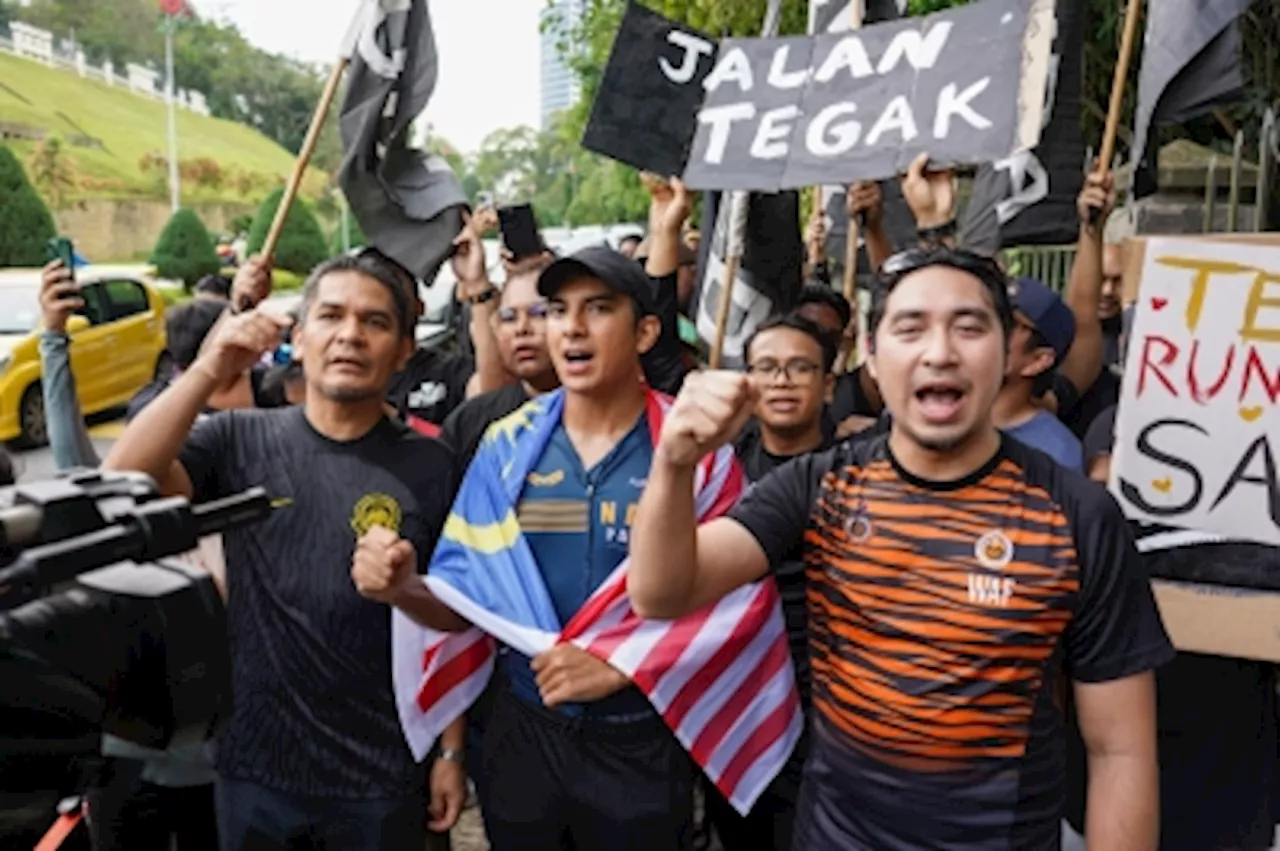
[479,692,695,851]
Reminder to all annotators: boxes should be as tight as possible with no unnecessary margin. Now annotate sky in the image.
[187,0,542,154]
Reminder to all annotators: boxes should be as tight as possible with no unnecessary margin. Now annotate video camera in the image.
[0,469,270,763]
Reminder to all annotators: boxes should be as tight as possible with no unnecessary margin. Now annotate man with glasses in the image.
[994,278,1085,471]
[628,246,1173,851]
[707,314,839,851]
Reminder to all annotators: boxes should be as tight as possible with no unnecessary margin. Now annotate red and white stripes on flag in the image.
[392,434,802,815]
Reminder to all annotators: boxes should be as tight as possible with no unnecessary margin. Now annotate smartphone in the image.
[46,237,75,273]
[498,204,544,261]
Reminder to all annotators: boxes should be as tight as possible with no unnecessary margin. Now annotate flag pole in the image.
[841,0,865,306]
[262,56,350,260]
[710,193,746,369]
[164,16,180,213]
[709,0,784,368]
[1092,0,1143,222]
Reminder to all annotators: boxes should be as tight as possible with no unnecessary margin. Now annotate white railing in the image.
[0,21,212,116]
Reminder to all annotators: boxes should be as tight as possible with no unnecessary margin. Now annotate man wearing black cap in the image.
[994,276,1085,471]
[471,246,693,849]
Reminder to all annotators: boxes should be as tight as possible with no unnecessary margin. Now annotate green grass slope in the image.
[0,51,324,203]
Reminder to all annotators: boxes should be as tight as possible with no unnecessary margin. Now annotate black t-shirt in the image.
[440,382,530,470]
[179,407,457,798]
[828,365,881,424]
[386,347,472,425]
[728,434,1175,850]
[641,271,692,395]
[1057,367,1121,440]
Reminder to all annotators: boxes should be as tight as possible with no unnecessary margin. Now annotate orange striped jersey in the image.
[728,434,1174,850]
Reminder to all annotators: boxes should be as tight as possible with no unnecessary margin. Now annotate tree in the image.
[0,144,58,268]
[150,208,221,290]
[246,188,328,275]
[27,136,79,210]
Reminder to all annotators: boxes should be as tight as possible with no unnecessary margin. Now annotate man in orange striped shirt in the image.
[630,247,1174,851]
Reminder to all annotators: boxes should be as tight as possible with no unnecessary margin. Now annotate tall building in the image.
[540,0,584,131]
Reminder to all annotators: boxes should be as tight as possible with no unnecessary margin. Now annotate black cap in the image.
[537,245,656,315]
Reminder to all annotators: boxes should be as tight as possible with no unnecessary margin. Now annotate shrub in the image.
[246,187,328,275]
[150,208,221,290]
[0,144,57,267]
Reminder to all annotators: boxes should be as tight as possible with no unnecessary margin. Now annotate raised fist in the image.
[657,370,758,468]
[351,525,418,604]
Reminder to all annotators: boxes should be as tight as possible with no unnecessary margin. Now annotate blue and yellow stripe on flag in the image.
[425,391,570,637]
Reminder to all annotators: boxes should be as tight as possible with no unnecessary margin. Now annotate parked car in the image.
[0,270,169,446]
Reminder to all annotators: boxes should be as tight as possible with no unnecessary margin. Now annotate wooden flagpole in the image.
[1092,0,1143,221]
[262,56,351,259]
[710,193,746,368]
[840,0,865,306]
[709,0,783,368]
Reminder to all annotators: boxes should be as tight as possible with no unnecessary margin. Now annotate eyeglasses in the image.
[496,303,549,325]
[746,359,823,383]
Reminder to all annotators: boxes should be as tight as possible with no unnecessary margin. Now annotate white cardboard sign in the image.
[1111,237,1280,546]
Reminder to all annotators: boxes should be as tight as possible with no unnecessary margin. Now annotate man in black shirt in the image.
[707,314,839,851]
[629,248,1174,851]
[384,222,506,426]
[441,257,560,469]
[104,253,466,850]
[794,284,884,431]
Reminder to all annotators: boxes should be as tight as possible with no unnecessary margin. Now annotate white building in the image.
[539,0,584,131]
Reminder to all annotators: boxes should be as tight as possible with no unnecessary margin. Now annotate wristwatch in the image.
[437,748,464,764]
[466,288,498,307]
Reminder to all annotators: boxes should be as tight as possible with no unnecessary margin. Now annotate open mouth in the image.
[913,381,967,424]
[560,349,595,374]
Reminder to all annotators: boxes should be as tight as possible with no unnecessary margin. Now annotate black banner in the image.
[959,0,1086,250]
[581,2,718,179]
[682,0,1055,192]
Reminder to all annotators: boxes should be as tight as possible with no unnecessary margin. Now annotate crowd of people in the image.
[2,152,1276,851]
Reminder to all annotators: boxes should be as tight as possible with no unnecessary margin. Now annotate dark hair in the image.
[194,274,231,299]
[300,253,414,339]
[869,247,1014,339]
[796,284,853,332]
[744,314,839,375]
[0,446,13,487]
[167,298,228,369]
[355,246,418,300]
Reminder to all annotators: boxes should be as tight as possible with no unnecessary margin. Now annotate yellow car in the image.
[0,270,169,446]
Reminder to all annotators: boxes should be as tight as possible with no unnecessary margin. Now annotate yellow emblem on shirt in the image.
[350,493,402,537]
[527,469,566,488]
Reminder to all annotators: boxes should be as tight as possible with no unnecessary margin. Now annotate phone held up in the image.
[498,204,543,262]
[46,237,76,279]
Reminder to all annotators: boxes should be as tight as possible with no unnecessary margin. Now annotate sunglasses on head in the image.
[880,247,1007,290]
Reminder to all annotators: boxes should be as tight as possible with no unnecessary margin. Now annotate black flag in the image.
[960,0,1086,251]
[1131,0,1252,198]
[693,190,804,367]
[338,0,467,283]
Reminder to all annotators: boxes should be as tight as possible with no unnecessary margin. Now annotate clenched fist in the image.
[531,644,629,708]
[191,309,291,386]
[352,525,419,604]
[657,370,758,468]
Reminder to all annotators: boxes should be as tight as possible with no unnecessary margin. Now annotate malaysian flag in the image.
[392,389,802,814]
